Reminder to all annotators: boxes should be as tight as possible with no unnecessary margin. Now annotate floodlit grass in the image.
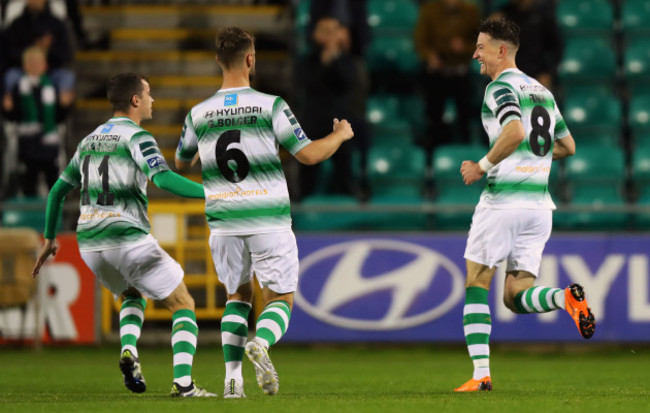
[1,345,648,413]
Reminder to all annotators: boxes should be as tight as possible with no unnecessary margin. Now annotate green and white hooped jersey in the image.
[176,86,312,235]
[61,117,170,251]
[479,68,570,210]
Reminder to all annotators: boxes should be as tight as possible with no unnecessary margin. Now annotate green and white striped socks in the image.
[254,301,291,349]
[221,300,252,381]
[514,286,564,314]
[463,287,491,380]
[120,297,146,358]
[171,309,198,387]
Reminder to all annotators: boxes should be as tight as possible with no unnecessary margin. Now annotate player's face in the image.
[473,33,497,79]
[138,80,154,120]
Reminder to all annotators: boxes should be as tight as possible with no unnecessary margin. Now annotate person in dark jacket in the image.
[2,0,75,107]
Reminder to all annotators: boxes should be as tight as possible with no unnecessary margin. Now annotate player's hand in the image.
[32,239,58,278]
[460,160,484,185]
[332,118,354,141]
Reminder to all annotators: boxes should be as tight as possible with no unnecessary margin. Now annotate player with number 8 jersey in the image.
[454,19,594,393]
[477,69,567,209]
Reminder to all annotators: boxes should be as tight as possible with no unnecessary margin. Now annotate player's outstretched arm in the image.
[32,178,75,277]
[294,118,354,165]
[152,170,205,199]
[552,134,576,160]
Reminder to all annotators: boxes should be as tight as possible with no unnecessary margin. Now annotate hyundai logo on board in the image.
[295,240,465,330]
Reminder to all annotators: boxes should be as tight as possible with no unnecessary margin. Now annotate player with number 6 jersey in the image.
[176,88,309,235]
[175,27,353,398]
[454,19,595,393]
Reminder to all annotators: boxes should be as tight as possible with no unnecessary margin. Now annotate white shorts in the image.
[80,235,184,300]
[464,206,552,276]
[209,231,299,295]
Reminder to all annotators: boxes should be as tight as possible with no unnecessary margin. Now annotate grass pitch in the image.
[1,344,648,413]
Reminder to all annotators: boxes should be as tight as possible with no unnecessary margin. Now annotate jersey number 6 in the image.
[216,130,250,183]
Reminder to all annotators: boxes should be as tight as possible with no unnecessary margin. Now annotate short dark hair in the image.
[479,18,520,48]
[215,27,255,69]
[106,72,148,112]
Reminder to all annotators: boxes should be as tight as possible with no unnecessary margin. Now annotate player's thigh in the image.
[114,236,184,301]
[209,234,252,295]
[464,207,517,269]
[80,250,128,299]
[248,231,299,295]
[506,209,552,276]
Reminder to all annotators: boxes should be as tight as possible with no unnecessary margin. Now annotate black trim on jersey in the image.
[495,102,520,118]
[498,110,521,125]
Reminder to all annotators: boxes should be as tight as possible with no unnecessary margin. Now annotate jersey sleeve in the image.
[553,103,571,140]
[176,111,199,162]
[129,131,170,180]
[485,82,521,128]
[271,97,312,155]
[60,147,82,188]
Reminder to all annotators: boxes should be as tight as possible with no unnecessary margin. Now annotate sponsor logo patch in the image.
[147,156,165,168]
[224,94,238,107]
[101,124,114,133]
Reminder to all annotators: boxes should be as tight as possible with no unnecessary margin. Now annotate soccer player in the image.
[175,27,354,398]
[455,19,595,392]
[31,73,215,397]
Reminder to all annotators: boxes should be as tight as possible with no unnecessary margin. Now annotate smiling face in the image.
[473,32,501,80]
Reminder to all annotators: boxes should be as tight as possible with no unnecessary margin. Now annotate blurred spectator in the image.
[2,47,67,197]
[307,0,370,197]
[1,0,75,107]
[295,16,360,198]
[491,0,562,90]
[308,0,370,58]
[414,0,480,150]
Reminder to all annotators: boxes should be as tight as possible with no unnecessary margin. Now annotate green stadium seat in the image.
[570,130,620,147]
[556,0,614,39]
[623,38,650,86]
[366,34,420,74]
[399,94,426,138]
[365,194,427,230]
[367,144,426,198]
[621,0,650,40]
[565,145,625,188]
[294,0,312,57]
[366,94,412,143]
[367,0,418,35]
[628,93,650,133]
[432,144,487,190]
[562,91,622,135]
[558,38,616,84]
[557,186,628,231]
[292,195,364,231]
[631,143,650,198]
[433,185,482,230]
[633,190,650,228]
[1,197,47,232]
[634,130,650,146]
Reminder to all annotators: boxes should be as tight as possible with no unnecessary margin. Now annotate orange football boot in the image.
[454,376,492,392]
[565,283,595,339]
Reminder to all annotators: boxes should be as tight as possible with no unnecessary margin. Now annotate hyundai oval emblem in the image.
[295,240,465,330]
